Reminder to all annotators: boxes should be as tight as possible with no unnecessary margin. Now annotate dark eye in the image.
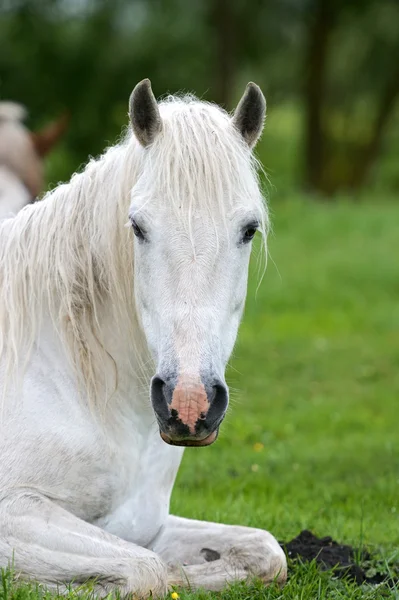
[242,223,258,244]
[131,219,146,241]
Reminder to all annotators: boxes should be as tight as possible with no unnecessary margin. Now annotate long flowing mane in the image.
[0,95,268,404]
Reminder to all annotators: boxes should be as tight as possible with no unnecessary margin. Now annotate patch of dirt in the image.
[280,530,398,587]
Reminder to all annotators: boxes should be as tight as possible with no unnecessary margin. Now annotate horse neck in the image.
[93,300,155,413]
[0,166,30,219]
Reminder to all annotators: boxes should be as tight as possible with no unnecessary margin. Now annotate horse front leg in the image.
[0,489,168,598]
[152,515,287,591]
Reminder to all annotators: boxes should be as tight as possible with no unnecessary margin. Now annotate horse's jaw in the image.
[159,429,218,447]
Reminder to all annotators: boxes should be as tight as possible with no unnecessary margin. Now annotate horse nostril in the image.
[207,381,229,421]
[151,376,165,396]
[209,385,218,403]
[151,376,170,419]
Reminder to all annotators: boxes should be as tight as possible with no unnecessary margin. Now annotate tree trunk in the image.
[350,62,399,189]
[303,0,336,192]
[211,0,235,108]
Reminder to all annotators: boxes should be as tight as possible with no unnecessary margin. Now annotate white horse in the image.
[0,80,286,597]
[0,102,67,219]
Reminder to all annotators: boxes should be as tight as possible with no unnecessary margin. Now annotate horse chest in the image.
[91,429,184,548]
[35,411,184,547]
[2,340,184,549]
[1,379,183,549]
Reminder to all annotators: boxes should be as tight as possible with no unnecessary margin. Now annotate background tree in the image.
[1,0,398,195]
[301,0,399,194]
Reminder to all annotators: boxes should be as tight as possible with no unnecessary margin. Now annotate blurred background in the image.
[1,0,399,196]
[1,0,398,555]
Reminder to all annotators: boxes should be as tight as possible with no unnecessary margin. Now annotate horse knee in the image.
[125,553,168,598]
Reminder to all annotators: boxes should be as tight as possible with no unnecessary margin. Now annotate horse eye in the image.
[131,219,146,241]
[242,223,258,244]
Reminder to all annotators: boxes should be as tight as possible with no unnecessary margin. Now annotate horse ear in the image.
[129,79,162,147]
[30,113,69,157]
[232,82,266,149]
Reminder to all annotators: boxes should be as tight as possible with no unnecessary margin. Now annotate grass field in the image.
[2,196,398,600]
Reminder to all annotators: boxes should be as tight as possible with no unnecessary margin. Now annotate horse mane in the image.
[0,94,268,405]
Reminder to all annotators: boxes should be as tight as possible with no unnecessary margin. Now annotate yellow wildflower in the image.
[171,593,180,600]
[253,442,264,452]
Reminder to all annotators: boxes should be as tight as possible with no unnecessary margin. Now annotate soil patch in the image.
[280,530,398,587]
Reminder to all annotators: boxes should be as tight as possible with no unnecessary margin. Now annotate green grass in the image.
[3,197,399,599]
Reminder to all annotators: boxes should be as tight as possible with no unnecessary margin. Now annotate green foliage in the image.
[1,0,399,193]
